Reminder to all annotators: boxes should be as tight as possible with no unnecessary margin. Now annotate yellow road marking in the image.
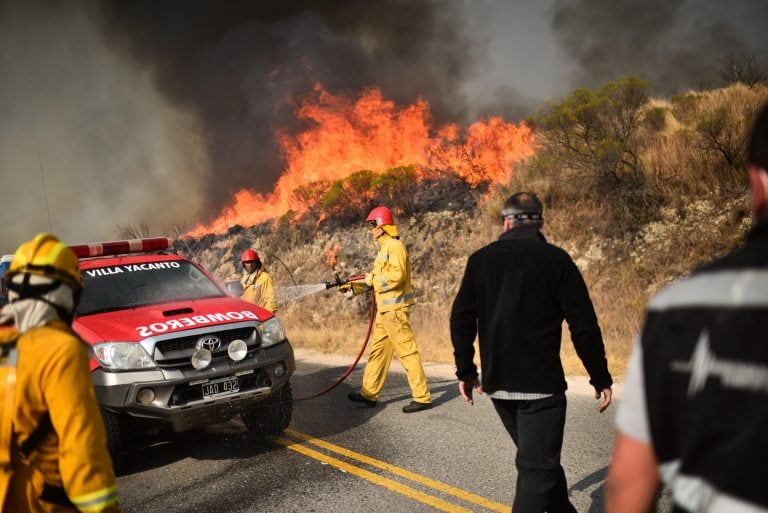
[269,435,473,513]
[282,428,510,513]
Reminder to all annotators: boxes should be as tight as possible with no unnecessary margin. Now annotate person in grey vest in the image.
[607,104,768,512]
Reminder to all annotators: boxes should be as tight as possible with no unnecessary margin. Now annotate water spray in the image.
[274,274,365,304]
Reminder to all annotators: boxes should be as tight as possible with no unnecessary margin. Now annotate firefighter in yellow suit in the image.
[344,207,432,413]
[1,234,121,513]
[239,249,278,313]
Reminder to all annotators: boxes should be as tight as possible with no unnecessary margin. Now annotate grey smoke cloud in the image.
[0,1,209,253]
[551,0,767,94]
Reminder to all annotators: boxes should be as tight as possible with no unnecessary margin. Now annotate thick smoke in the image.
[94,0,478,221]
[551,0,768,95]
[0,0,209,252]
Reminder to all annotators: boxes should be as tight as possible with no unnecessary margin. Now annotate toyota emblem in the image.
[196,336,222,352]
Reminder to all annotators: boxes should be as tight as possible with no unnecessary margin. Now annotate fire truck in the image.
[0,254,12,307]
[70,237,295,466]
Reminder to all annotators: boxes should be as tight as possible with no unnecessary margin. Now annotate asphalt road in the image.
[115,349,644,513]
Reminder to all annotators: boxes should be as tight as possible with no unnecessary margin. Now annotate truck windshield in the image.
[77,260,225,316]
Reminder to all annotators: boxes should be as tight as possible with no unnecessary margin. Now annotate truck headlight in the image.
[94,342,157,370]
[259,317,285,348]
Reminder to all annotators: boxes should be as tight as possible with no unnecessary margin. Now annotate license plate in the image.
[202,376,239,398]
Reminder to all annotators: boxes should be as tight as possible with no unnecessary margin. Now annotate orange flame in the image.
[187,83,534,236]
[324,243,340,268]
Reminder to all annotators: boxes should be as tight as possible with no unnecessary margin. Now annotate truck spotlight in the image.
[137,388,156,405]
[274,362,287,378]
[191,348,212,370]
[228,339,248,361]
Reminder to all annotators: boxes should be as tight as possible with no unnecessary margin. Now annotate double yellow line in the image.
[269,428,510,513]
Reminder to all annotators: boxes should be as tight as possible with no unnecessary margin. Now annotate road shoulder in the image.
[293,347,624,397]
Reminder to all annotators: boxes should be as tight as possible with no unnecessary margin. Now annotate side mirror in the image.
[226,281,244,297]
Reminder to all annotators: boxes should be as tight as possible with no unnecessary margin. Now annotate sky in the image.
[1,0,766,253]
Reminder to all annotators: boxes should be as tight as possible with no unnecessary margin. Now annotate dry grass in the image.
[282,296,634,381]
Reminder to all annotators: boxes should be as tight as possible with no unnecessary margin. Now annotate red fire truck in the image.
[71,237,294,466]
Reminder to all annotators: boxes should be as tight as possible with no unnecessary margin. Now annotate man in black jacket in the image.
[450,192,613,513]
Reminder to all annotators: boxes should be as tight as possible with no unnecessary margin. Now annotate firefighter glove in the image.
[338,282,369,296]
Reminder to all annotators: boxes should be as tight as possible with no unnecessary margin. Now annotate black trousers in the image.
[492,394,576,513]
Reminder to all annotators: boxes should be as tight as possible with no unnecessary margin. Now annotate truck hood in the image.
[74,296,272,343]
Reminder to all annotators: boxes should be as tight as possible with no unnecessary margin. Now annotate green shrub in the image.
[317,166,419,223]
[529,76,651,186]
[372,165,418,212]
[526,76,658,235]
[293,180,331,212]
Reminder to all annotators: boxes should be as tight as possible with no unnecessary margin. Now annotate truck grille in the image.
[153,327,260,368]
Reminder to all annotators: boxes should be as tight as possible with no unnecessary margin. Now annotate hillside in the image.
[177,81,767,378]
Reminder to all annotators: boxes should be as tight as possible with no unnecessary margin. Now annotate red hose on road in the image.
[294,289,376,401]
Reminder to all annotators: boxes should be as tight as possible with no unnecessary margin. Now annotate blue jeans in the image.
[492,394,576,513]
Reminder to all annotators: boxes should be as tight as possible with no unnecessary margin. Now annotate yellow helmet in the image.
[7,233,82,292]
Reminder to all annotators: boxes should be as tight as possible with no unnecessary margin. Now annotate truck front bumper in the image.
[92,340,295,431]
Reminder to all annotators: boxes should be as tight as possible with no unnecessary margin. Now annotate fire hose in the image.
[294,275,375,402]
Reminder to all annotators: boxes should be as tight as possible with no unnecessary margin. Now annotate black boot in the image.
[402,401,432,413]
[348,392,377,407]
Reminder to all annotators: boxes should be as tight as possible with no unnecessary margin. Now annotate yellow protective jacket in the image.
[240,269,278,313]
[364,234,416,313]
[3,321,121,513]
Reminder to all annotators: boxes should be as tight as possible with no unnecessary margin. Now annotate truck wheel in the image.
[241,382,293,436]
[100,407,124,471]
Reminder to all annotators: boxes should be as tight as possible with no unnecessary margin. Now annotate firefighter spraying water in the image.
[265,206,432,411]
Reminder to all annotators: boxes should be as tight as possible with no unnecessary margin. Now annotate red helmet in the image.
[366,206,394,227]
[241,249,260,263]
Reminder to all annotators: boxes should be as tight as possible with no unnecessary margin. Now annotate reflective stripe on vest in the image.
[659,460,768,513]
[650,269,768,310]
[382,293,415,306]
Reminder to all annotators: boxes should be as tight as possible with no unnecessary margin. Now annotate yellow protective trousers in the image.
[360,306,431,404]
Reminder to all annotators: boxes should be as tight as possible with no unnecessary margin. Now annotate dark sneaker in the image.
[402,401,432,413]
[348,392,377,407]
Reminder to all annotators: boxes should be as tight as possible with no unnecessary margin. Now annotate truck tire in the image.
[100,407,124,471]
[241,382,293,436]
